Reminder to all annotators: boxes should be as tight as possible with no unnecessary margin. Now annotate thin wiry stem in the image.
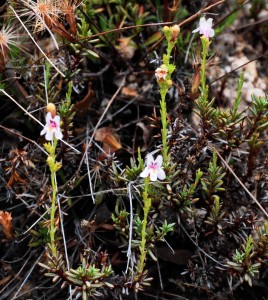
[58,184,147,199]
[23,211,48,234]
[178,217,226,268]
[11,251,45,300]
[0,125,48,155]
[86,121,95,203]
[0,89,44,127]
[44,65,49,105]
[0,249,33,297]
[78,75,126,200]
[213,146,268,218]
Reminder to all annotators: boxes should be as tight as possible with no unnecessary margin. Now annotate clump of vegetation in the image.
[0,0,268,299]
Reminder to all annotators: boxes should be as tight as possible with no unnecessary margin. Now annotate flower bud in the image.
[171,25,180,41]
[46,156,54,168]
[163,26,170,33]
[46,103,56,118]
[166,79,173,88]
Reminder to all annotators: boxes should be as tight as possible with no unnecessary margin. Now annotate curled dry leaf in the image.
[94,127,122,157]
[0,211,13,240]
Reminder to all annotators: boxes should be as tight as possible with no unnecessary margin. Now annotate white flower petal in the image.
[155,155,163,167]
[45,131,53,141]
[46,112,52,123]
[157,168,166,180]
[54,115,60,125]
[55,130,63,140]
[192,28,200,33]
[146,154,154,166]
[209,29,215,37]
[207,18,213,26]
[150,171,158,182]
[199,27,204,35]
[199,17,206,25]
[40,127,47,136]
[140,168,150,178]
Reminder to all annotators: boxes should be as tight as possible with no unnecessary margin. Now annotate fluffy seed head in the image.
[20,0,61,32]
[0,24,20,60]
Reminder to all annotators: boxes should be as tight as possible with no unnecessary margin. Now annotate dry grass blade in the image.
[213,146,268,218]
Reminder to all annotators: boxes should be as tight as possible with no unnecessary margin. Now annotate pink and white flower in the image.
[140,154,166,182]
[155,64,168,81]
[40,112,63,141]
[192,17,215,39]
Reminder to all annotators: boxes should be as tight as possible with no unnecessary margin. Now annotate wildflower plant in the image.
[2,1,268,299]
[157,24,180,166]
[135,24,181,276]
[193,16,216,135]
[41,103,62,257]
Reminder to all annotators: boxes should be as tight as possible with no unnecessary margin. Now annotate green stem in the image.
[200,36,210,94]
[139,177,151,273]
[160,89,169,165]
[49,139,58,257]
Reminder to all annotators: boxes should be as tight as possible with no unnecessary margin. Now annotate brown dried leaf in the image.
[74,82,95,115]
[7,170,27,187]
[94,127,122,155]
[121,86,138,97]
[0,211,13,239]
[61,0,77,36]
[0,275,12,286]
